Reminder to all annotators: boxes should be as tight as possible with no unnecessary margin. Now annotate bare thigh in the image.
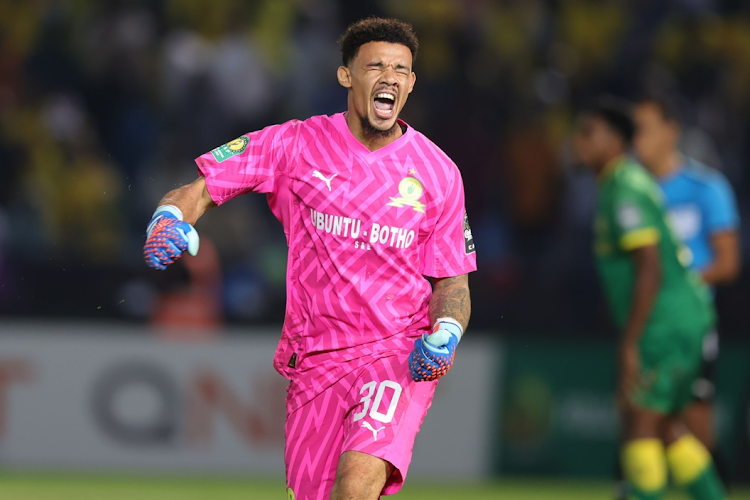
[622,405,665,441]
[623,405,689,446]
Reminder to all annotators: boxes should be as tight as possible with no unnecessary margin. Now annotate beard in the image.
[360,114,400,140]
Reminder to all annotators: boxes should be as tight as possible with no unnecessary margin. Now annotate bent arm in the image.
[429,274,471,331]
[701,230,740,285]
[157,176,217,225]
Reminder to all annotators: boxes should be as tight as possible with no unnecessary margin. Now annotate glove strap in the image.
[434,317,463,344]
[147,205,184,237]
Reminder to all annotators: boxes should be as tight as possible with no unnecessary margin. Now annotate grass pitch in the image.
[0,473,748,499]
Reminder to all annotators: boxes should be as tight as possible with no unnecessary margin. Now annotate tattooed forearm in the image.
[429,274,471,331]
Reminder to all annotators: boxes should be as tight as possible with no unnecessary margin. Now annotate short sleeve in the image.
[612,185,662,252]
[703,174,739,234]
[419,167,478,278]
[195,120,300,205]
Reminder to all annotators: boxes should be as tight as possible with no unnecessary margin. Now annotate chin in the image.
[362,114,399,138]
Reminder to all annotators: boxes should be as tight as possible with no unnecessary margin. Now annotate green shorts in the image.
[631,327,707,414]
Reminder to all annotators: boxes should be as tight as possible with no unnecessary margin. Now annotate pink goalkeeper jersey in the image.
[196,113,476,379]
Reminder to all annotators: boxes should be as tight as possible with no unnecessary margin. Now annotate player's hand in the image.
[143,205,200,270]
[409,318,463,382]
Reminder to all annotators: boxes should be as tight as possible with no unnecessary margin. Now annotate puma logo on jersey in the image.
[362,421,385,441]
[312,170,337,191]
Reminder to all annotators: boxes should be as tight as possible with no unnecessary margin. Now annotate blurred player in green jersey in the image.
[633,96,740,477]
[573,97,726,500]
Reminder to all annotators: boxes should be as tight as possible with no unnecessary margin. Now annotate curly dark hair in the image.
[339,17,419,67]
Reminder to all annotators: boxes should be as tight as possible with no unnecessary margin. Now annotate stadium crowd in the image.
[1,0,749,337]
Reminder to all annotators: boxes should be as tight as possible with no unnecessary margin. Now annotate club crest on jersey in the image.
[387,177,425,213]
[210,136,249,163]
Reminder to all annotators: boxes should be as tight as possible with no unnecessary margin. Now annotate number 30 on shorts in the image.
[352,380,403,424]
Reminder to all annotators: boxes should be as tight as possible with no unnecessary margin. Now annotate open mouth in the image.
[373,92,396,120]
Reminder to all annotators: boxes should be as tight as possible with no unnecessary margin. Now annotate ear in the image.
[337,66,352,89]
[407,71,416,94]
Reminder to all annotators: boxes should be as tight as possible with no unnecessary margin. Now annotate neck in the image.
[594,152,624,177]
[648,150,681,178]
[345,110,403,152]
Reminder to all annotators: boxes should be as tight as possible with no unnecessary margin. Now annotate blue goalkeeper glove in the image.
[143,205,200,270]
[409,318,463,382]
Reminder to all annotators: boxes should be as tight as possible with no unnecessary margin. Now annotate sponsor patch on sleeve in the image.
[616,203,642,230]
[210,136,249,163]
[463,212,475,254]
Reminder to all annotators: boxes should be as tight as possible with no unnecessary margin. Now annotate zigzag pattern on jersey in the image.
[285,389,343,500]
[196,113,476,382]
[284,351,438,498]
[291,137,432,352]
[197,120,301,202]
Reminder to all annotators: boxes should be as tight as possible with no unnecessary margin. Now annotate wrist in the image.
[153,204,183,221]
[147,205,183,236]
[433,317,463,344]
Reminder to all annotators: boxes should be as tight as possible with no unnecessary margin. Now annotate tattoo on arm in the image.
[429,274,471,331]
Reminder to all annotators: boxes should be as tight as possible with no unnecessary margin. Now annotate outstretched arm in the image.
[429,274,471,331]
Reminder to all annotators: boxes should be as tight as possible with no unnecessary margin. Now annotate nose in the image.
[380,67,399,86]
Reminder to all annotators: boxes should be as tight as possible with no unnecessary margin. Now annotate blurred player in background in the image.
[574,97,727,500]
[633,95,740,468]
[142,17,476,500]
[632,95,740,493]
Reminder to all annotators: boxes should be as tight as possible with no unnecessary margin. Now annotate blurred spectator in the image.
[0,0,748,338]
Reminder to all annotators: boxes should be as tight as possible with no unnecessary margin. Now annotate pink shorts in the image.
[284,351,438,499]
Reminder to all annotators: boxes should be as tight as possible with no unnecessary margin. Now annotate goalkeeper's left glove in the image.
[408,318,463,382]
[143,205,200,270]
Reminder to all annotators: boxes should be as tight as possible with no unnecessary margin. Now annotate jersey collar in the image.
[333,112,414,161]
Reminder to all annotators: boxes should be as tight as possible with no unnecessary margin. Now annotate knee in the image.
[330,473,381,500]
[330,452,392,500]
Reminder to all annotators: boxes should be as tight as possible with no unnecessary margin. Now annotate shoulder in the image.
[613,159,657,195]
[271,113,339,137]
[608,160,665,212]
[299,113,338,131]
[267,114,341,152]
[407,127,462,179]
[678,160,736,204]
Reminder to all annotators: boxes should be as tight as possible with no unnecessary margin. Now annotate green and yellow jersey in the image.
[593,156,715,342]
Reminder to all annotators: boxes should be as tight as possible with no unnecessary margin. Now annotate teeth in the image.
[375,93,395,101]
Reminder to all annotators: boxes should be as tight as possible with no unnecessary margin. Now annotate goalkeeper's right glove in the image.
[143,205,200,270]
[408,318,463,382]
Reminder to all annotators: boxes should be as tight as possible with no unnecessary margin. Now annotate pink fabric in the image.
[284,350,437,499]
[195,112,476,396]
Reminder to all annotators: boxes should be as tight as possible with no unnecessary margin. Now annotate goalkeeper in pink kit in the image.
[143,17,476,500]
